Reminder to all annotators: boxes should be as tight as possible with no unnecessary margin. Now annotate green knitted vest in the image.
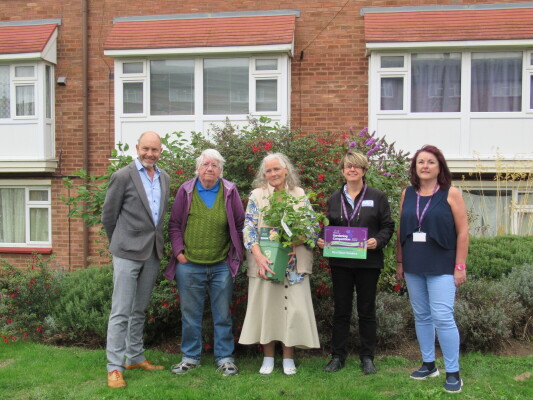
[184,187,230,264]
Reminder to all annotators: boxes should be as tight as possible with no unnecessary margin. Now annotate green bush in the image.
[455,278,526,351]
[500,263,533,339]
[376,291,413,349]
[467,235,533,279]
[0,255,61,342]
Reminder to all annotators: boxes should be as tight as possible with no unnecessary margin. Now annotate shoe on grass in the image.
[324,356,345,372]
[107,370,126,388]
[444,374,463,393]
[361,357,377,375]
[216,361,239,376]
[410,364,439,380]
[126,360,164,371]
[171,361,198,374]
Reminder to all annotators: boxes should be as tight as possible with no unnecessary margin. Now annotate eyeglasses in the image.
[200,162,220,170]
[344,164,364,170]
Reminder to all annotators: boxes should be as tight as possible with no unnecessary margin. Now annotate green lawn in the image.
[0,342,531,399]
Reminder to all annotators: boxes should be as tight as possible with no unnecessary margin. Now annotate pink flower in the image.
[263,142,273,151]
[251,146,259,153]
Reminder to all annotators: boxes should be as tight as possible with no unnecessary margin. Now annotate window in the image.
[0,63,53,120]
[204,58,249,114]
[471,52,522,112]
[0,187,51,245]
[118,56,284,116]
[150,60,194,115]
[374,51,532,113]
[411,53,461,112]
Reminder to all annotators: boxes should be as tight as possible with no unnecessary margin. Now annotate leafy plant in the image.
[261,190,329,248]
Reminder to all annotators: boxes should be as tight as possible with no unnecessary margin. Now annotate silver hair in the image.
[252,152,300,189]
[195,149,225,177]
[137,131,161,144]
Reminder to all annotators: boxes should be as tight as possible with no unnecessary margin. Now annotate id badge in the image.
[413,231,427,242]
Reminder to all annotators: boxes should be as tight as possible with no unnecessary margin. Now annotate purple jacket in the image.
[164,177,245,280]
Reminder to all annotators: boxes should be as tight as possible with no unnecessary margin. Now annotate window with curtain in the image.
[471,52,522,112]
[204,58,249,114]
[462,189,512,236]
[46,65,52,119]
[0,187,50,245]
[411,53,461,112]
[0,65,9,118]
[150,59,194,115]
[123,82,143,114]
[256,79,277,112]
[380,77,403,110]
[15,85,35,116]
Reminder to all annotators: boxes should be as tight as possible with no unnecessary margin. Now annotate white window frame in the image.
[455,180,533,236]
[115,54,286,119]
[0,182,51,247]
[375,53,409,114]
[526,50,533,113]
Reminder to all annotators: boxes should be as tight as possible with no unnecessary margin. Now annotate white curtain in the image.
[16,85,35,116]
[0,66,9,118]
[471,52,522,112]
[411,53,461,112]
[30,208,49,242]
[463,190,511,236]
[0,189,25,243]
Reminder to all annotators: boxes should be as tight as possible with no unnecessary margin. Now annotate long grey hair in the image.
[252,152,300,190]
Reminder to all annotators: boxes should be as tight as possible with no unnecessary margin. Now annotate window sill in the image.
[0,247,52,254]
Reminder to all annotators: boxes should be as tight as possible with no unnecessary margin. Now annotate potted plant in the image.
[259,190,328,281]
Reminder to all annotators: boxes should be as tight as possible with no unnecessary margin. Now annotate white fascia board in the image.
[366,39,533,52]
[104,44,294,57]
[0,161,58,173]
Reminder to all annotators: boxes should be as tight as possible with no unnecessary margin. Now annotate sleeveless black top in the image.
[400,186,456,275]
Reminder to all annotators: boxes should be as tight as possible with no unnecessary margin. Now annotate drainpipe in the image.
[82,0,89,268]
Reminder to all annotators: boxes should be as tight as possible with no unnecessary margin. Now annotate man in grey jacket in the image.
[102,131,170,388]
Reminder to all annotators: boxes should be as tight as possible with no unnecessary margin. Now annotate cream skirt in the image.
[238,276,320,349]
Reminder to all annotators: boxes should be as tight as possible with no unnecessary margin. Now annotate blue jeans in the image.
[404,272,460,373]
[175,261,234,365]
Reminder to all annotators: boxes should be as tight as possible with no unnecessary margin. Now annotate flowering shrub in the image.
[0,255,61,343]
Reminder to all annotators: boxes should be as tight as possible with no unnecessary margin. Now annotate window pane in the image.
[15,66,34,78]
[380,77,403,110]
[256,79,277,112]
[516,212,533,235]
[204,58,249,114]
[46,65,52,119]
[123,82,143,113]
[530,75,533,109]
[411,53,461,112]
[16,85,35,116]
[30,208,49,242]
[256,59,278,71]
[471,52,522,112]
[462,189,511,236]
[0,65,9,118]
[0,188,25,243]
[150,60,194,115]
[29,190,49,201]
[123,62,143,74]
[381,56,404,68]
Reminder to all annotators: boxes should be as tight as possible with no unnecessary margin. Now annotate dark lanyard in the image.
[416,183,439,231]
[341,184,367,226]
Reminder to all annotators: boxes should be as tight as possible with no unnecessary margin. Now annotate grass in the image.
[0,342,531,399]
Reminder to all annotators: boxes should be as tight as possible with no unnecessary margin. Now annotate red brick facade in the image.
[0,0,528,269]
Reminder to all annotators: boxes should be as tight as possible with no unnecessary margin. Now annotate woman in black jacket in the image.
[317,151,394,374]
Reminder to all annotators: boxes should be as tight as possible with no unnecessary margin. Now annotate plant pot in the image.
[259,227,290,282]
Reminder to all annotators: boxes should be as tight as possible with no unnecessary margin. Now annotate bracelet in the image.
[455,264,467,271]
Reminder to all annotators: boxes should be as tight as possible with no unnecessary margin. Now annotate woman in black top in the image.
[317,151,394,374]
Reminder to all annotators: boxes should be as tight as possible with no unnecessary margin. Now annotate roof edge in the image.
[0,19,61,27]
[361,2,533,16]
[113,9,300,23]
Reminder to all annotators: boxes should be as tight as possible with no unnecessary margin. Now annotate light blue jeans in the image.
[404,272,460,373]
[175,261,234,366]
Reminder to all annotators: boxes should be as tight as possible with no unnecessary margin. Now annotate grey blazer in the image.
[102,161,170,261]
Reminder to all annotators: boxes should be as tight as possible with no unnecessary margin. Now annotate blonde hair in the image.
[339,151,369,171]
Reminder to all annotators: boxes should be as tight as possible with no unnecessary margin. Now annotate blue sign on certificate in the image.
[323,226,368,259]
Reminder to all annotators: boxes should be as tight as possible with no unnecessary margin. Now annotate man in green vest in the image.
[164,149,245,376]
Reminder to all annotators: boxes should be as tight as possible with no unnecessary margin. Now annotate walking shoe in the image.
[171,361,198,374]
[361,357,377,375]
[126,360,164,371]
[107,370,126,388]
[283,366,297,375]
[216,361,239,376]
[324,356,345,373]
[410,364,440,380]
[444,374,463,393]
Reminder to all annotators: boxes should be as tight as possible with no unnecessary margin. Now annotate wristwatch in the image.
[455,264,467,271]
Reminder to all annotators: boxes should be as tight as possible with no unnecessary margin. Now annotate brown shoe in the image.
[107,370,126,388]
[125,360,164,371]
